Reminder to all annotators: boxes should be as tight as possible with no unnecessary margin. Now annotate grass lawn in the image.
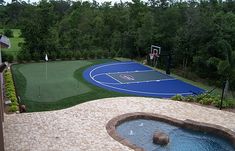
[12,59,129,112]
[0,29,24,59]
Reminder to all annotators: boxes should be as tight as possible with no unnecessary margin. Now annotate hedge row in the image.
[16,49,118,62]
[171,94,235,108]
[4,69,19,112]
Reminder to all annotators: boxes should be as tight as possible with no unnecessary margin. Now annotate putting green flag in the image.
[45,54,48,61]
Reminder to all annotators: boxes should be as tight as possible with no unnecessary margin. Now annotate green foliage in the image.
[74,51,81,60]
[212,98,235,108]
[103,51,109,58]
[17,50,31,62]
[82,51,88,59]
[183,95,196,102]
[16,52,24,63]
[66,51,73,59]
[59,51,67,60]
[95,50,103,59]
[3,29,13,37]
[32,51,41,61]
[2,51,14,63]
[109,50,116,58]
[217,60,231,77]
[171,93,234,108]
[89,51,96,59]
[171,94,184,101]
[9,105,19,112]
[4,70,19,112]
[50,51,57,60]
[199,97,214,105]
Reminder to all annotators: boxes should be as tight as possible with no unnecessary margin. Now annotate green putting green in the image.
[11,59,130,112]
[12,60,92,102]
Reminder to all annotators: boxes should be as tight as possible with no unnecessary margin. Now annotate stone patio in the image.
[3,97,235,151]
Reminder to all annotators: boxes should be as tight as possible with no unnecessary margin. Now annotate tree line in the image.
[0,0,235,89]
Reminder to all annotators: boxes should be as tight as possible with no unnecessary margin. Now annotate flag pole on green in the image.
[45,54,48,80]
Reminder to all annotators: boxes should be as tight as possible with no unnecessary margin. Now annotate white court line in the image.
[96,79,175,85]
[89,62,193,96]
[123,78,175,84]
[90,62,136,78]
[92,69,154,78]
[106,73,123,84]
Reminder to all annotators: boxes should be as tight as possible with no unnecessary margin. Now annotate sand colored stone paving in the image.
[3,97,235,151]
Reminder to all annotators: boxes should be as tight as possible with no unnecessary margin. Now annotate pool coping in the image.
[106,112,235,151]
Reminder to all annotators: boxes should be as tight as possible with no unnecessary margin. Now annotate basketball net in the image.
[149,52,159,60]
[149,53,154,60]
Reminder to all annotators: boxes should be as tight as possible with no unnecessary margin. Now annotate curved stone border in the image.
[106,112,235,151]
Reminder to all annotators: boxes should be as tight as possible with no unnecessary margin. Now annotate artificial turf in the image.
[12,59,129,112]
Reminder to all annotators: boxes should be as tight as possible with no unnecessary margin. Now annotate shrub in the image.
[212,98,235,108]
[3,29,13,37]
[74,51,81,60]
[11,101,19,106]
[9,105,19,112]
[66,51,73,59]
[96,50,103,59]
[17,52,24,63]
[59,51,67,60]
[50,51,57,60]
[171,94,184,101]
[110,50,116,58]
[89,51,95,59]
[4,70,19,112]
[82,51,88,59]
[20,51,31,62]
[2,52,14,63]
[55,50,61,59]
[199,97,214,105]
[172,93,234,109]
[103,50,109,58]
[32,51,40,61]
[184,95,196,102]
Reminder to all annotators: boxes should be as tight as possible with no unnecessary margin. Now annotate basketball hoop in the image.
[155,52,159,58]
[149,51,159,60]
[151,45,161,56]
[148,45,161,67]
[149,53,154,60]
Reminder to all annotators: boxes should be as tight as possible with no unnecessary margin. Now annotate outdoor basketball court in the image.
[83,61,205,98]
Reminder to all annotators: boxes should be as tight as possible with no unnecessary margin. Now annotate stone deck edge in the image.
[106,112,235,151]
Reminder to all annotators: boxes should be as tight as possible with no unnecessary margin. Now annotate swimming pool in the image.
[106,113,235,151]
[117,119,234,151]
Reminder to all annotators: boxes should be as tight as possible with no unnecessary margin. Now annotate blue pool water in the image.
[116,119,235,151]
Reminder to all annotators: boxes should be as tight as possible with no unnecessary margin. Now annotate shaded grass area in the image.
[114,57,132,62]
[12,60,130,112]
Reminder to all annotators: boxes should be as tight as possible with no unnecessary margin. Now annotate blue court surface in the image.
[83,61,205,98]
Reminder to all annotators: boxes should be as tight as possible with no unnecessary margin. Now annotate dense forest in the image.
[0,0,235,89]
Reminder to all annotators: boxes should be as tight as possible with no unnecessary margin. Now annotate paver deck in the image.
[3,97,235,151]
